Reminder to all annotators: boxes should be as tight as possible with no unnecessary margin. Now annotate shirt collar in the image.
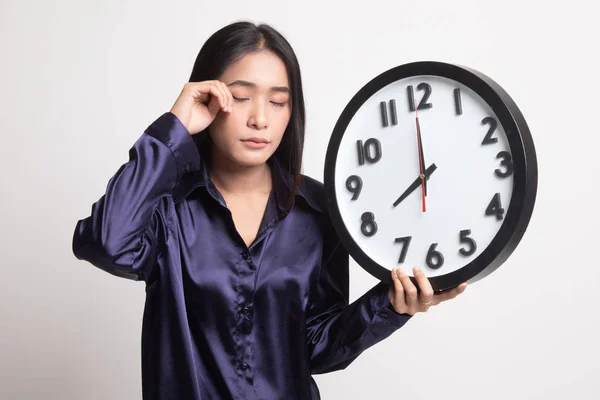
[172,135,324,216]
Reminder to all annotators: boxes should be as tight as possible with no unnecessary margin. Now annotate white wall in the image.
[1,0,598,399]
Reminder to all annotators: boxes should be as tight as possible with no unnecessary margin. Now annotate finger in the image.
[188,81,223,113]
[214,81,229,112]
[397,268,418,310]
[413,267,434,306]
[390,268,405,307]
[187,81,213,105]
[434,282,468,303]
[212,80,229,111]
[191,81,226,111]
[219,81,234,111]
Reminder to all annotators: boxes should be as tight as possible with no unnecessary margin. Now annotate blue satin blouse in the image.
[72,112,412,399]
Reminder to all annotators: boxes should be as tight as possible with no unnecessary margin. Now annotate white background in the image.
[1,0,598,399]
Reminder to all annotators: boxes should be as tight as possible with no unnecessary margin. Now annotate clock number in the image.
[485,193,505,220]
[459,229,477,257]
[356,138,382,166]
[454,88,463,115]
[495,151,513,178]
[380,99,398,128]
[394,236,412,263]
[407,83,433,112]
[481,117,498,145]
[345,175,362,200]
[426,243,444,269]
[360,212,378,237]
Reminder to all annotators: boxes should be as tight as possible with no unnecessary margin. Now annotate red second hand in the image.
[415,109,426,212]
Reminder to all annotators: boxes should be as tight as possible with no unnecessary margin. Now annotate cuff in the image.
[372,281,413,327]
[144,112,201,177]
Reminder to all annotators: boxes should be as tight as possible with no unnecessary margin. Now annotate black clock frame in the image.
[323,61,538,292]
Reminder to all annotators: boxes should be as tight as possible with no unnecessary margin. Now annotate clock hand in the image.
[392,163,437,208]
[416,109,427,212]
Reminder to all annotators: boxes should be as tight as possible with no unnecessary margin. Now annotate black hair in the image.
[188,21,305,211]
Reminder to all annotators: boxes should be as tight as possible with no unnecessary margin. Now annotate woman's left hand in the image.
[388,267,468,315]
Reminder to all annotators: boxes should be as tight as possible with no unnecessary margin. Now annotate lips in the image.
[242,137,269,144]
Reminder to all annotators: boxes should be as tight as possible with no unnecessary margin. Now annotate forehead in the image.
[220,50,289,89]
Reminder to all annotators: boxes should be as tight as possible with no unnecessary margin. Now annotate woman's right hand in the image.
[169,80,234,135]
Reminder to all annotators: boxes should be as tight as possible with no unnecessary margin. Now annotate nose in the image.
[247,100,268,130]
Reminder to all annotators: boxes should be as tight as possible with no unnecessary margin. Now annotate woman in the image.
[72,21,467,400]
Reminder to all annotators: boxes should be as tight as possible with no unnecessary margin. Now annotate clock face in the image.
[324,62,537,291]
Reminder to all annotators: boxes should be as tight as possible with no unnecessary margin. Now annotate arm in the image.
[306,236,412,374]
[72,112,199,283]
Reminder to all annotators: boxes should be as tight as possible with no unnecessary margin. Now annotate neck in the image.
[208,146,272,196]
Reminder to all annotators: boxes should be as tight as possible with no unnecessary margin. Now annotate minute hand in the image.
[392,163,437,208]
[416,115,427,197]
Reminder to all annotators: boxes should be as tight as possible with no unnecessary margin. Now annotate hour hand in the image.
[392,163,437,208]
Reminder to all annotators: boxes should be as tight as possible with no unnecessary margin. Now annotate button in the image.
[184,164,190,172]
[380,312,388,320]
[241,251,255,270]
[239,363,249,371]
[241,306,251,316]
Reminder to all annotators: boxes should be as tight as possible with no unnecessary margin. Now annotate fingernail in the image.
[413,266,420,273]
[397,268,403,276]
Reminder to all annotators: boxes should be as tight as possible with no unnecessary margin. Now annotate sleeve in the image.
[306,235,413,374]
[72,112,200,283]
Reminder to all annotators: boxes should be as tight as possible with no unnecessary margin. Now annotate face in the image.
[208,50,292,168]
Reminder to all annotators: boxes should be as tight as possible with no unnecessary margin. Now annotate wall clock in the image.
[323,61,538,292]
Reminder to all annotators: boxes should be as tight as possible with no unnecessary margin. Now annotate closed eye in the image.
[233,96,286,107]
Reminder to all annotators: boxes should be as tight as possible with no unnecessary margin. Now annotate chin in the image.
[231,148,274,168]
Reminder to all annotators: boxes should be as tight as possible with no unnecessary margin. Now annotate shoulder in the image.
[298,176,351,267]
[297,174,342,243]
[296,174,326,215]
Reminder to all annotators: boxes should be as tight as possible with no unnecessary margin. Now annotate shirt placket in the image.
[238,250,255,358]
[233,226,277,396]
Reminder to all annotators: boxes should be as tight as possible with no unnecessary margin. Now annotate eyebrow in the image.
[227,80,290,94]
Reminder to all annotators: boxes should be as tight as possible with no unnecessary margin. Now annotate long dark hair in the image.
[188,21,305,211]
